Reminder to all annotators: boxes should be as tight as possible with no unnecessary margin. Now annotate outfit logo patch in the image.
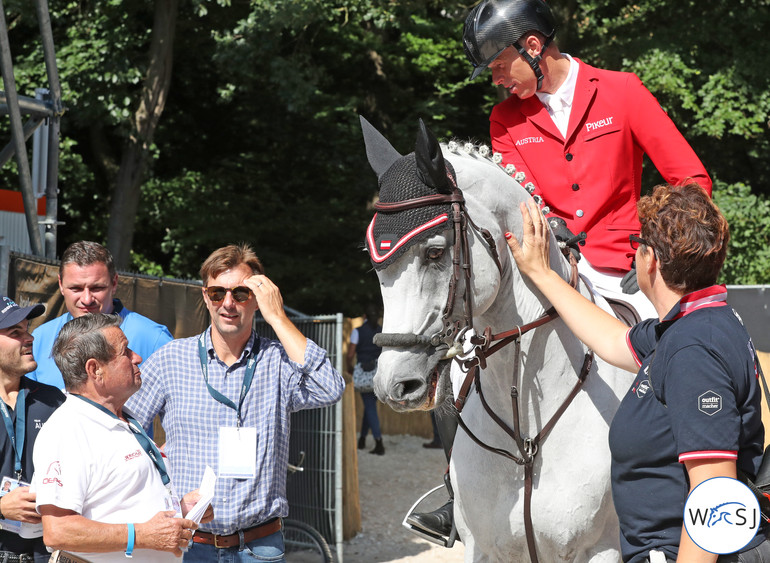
[684,477,759,554]
[42,460,63,487]
[377,235,395,253]
[632,378,651,398]
[585,116,614,133]
[698,390,722,416]
[0,297,17,314]
[515,136,544,146]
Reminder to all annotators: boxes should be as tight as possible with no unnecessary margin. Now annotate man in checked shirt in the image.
[126,243,345,562]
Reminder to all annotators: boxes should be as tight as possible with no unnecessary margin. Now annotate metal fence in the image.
[254,311,344,563]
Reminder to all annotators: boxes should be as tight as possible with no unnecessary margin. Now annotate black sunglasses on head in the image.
[629,234,652,250]
[204,286,252,303]
[629,234,657,258]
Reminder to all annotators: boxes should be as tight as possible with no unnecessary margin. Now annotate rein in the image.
[375,179,594,563]
[452,256,594,563]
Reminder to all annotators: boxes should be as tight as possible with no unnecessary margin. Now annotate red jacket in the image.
[490,61,711,272]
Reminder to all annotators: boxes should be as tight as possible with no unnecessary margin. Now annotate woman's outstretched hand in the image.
[505,199,552,281]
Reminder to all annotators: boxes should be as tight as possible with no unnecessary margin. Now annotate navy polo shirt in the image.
[608,285,765,563]
[0,377,65,556]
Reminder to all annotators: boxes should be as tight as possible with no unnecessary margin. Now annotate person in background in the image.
[506,183,767,562]
[33,314,212,562]
[29,241,172,391]
[423,412,442,449]
[126,243,345,562]
[0,297,65,563]
[346,303,385,455]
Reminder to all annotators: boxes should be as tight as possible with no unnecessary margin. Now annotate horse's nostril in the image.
[393,378,424,400]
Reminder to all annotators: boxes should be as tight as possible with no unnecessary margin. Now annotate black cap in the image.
[0,296,45,330]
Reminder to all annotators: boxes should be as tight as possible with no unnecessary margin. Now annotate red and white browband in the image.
[366,213,449,264]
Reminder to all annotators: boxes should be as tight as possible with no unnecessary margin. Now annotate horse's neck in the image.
[460,164,586,368]
[473,228,589,411]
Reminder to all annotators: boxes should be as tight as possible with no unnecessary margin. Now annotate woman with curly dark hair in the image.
[506,183,767,563]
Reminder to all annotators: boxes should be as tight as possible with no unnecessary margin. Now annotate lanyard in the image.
[198,332,257,427]
[0,389,26,479]
[71,394,170,485]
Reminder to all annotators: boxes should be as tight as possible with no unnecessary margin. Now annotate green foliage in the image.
[714,181,770,285]
[4,0,770,316]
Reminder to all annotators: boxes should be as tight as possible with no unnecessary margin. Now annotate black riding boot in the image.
[407,471,455,536]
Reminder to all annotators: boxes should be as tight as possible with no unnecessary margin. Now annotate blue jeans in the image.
[359,391,381,439]
[184,530,285,562]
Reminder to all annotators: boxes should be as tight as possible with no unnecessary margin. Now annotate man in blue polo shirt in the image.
[28,241,172,390]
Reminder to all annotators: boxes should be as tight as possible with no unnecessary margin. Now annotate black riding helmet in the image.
[463,0,556,89]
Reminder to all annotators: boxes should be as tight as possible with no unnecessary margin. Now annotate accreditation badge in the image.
[164,481,183,517]
[218,426,257,478]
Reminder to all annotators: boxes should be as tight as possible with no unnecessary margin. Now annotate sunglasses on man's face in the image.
[204,286,252,303]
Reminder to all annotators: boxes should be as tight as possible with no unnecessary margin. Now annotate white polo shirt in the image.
[33,396,179,562]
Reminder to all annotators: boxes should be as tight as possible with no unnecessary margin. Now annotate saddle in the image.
[605,297,641,327]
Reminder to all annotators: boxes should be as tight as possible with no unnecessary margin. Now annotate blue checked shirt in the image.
[126,328,345,535]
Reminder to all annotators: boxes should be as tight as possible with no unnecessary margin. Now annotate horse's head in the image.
[360,117,532,411]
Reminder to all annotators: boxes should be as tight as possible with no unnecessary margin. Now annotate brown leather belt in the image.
[192,518,282,548]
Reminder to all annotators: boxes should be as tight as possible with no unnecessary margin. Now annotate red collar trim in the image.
[670,285,727,320]
[367,213,449,264]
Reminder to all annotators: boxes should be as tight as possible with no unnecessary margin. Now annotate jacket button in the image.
[576,209,584,217]
[565,153,573,161]
[572,183,580,191]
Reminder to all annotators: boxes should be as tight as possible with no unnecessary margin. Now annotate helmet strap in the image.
[513,34,553,91]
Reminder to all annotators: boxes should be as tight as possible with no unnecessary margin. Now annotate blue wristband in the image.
[125,523,135,558]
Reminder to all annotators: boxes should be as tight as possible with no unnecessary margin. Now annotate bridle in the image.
[373,180,594,563]
[373,175,504,354]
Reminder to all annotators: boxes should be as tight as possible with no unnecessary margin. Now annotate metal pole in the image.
[43,93,60,259]
[34,0,63,260]
[0,115,44,167]
[334,312,344,563]
[0,0,45,256]
[0,91,54,116]
[0,241,8,297]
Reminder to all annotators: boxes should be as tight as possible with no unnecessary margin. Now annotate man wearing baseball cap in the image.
[0,296,65,562]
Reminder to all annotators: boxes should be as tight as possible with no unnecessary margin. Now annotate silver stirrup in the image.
[402,484,458,548]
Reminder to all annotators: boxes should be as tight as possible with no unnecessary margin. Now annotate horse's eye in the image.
[427,248,444,260]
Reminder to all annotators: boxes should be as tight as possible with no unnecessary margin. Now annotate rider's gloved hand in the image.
[621,263,640,294]
[547,217,583,262]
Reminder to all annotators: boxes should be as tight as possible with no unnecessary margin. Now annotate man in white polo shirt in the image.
[33,314,212,562]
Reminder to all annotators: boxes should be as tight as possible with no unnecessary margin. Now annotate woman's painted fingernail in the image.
[504,232,512,239]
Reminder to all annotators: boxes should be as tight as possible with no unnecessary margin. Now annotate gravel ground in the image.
[342,434,465,562]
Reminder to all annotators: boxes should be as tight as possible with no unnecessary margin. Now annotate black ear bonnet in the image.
[360,117,457,269]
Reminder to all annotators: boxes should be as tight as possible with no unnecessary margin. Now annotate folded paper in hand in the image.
[186,466,216,524]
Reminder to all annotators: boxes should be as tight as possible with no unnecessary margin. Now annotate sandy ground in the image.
[342,434,465,563]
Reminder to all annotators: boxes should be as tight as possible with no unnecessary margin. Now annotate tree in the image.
[3,0,769,315]
[106,0,179,268]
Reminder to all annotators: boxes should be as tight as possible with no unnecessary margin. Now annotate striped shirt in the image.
[126,328,345,535]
